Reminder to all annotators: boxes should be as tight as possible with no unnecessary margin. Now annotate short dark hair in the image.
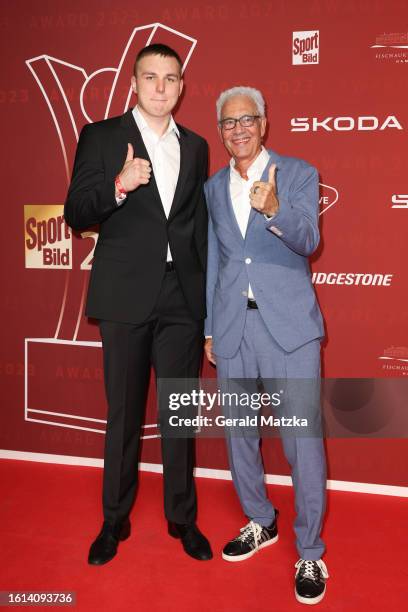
[134,44,183,76]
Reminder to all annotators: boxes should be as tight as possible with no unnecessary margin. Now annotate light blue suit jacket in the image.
[205,149,324,358]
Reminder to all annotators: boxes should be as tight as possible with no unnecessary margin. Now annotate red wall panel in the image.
[1,0,407,487]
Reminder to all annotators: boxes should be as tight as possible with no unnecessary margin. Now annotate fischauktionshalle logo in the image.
[378,346,408,376]
[370,32,408,63]
[24,204,72,269]
[391,194,408,209]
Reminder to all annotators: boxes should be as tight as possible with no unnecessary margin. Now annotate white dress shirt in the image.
[117,106,180,262]
[229,147,270,299]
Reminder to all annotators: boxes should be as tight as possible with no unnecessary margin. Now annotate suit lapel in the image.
[120,110,166,220]
[222,168,245,241]
[168,126,190,222]
[219,151,281,241]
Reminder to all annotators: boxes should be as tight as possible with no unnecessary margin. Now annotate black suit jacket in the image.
[64,109,208,323]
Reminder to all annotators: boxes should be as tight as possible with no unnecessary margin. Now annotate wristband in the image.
[115,175,127,196]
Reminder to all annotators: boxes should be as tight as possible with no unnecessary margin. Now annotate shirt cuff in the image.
[115,193,127,206]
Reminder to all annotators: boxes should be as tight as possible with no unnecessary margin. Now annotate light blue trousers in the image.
[216,309,326,560]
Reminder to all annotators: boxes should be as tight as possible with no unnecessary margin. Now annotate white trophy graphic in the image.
[24,24,197,438]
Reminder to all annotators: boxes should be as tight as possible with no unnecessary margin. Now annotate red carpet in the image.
[0,459,406,611]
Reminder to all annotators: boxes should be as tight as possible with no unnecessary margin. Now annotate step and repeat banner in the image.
[1,1,407,489]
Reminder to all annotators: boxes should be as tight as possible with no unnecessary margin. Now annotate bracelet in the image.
[115,175,127,195]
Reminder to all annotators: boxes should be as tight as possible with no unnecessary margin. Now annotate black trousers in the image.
[99,268,204,526]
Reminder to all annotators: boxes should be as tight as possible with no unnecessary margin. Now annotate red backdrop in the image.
[1,0,407,488]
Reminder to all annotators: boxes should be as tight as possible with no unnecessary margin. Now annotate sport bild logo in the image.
[290,116,403,132]
[292,31,319,65]
[24,205,72,269]
[371,32,408,63]
[391,194,408,209]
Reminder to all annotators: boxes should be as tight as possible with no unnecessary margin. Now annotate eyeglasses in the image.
[219,114,261,130]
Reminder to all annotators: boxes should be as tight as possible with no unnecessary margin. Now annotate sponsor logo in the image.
[312,273,393,286]
[391,194,408,209]
[319,183,339,215]
[370,32,408,63]
[291,116,403,132]
[292,30,319,65]
[24,205,72,269]
[378,346,408,375]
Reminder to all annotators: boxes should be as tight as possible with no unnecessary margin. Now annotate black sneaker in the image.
[222,511,279,562]
[295,559,329,605]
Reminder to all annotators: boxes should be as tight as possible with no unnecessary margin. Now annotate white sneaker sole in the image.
[295,585,326,605]
[222,534,279,562]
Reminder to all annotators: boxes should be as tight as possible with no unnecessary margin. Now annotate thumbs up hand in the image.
[116,143,152,194]
[125,142,134,162]
[249,164,279,217]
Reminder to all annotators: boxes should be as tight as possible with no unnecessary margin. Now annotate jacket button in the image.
[245,257,252,264]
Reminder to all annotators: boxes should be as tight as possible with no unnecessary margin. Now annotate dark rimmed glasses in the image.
[219,114,261,131]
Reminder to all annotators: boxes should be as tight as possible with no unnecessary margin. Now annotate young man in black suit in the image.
[64,44,211,564]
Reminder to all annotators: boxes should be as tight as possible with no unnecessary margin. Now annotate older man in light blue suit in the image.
[204,87,329,605]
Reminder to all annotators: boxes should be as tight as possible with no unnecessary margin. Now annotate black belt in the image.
[247,299,258,309]
[165,261,175,272]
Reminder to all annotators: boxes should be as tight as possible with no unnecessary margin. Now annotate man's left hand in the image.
[249,164,279,217]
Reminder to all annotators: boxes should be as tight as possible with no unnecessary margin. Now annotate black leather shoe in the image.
[168,522,213,560]
[295,558,329,605]
[222,510,279,562]
[88,518,131,565]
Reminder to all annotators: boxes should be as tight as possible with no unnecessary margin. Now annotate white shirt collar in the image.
[132,105,180,138]
[230,146,270,180]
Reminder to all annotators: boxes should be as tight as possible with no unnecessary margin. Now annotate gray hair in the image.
[216,86,265,122]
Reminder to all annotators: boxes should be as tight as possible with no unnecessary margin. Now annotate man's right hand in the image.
[204,338,216,366]
[117,143,151,193]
